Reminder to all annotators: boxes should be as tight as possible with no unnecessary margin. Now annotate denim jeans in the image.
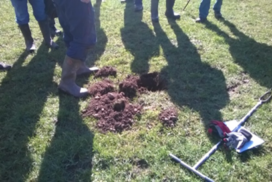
[10,0,47,25]
[199,0,223,19]
[54,0,97,61]
[135,0,142,6]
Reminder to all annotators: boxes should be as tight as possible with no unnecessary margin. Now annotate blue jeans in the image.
[199,0,222,19]
[135,0,142,6]
[54,0,97,61]
[10,0,47,25]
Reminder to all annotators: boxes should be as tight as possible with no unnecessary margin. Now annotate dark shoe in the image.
[50,27,62,37]
[195,17,207,23]
[152,17,159,23]
[165,12,180,20]
[134,5,143,12]
[18,24,36,52]
[120,0,126,3]
[0,62,12,71]
[214,11,223,19]
[38,20,59,49]
[59,56,89,98]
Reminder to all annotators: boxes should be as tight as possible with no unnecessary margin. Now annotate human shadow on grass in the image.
[121,0,159,74]
[153,21,229,127]
[205,19,272,88]
[0,38,61,181]
[38,1,106,181]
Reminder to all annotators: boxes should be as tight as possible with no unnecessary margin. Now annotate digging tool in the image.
[183,0,191,11]
[169,89,272,182]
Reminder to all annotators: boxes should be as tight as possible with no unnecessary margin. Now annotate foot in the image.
[59,82,89,98]
[77,64,99,76]
[195,17,207,23]
[134,5,143,12]
[214,11,223,19]
[25,40,36,53]
[46,40,59,49]
[151,16,159,23]
[120,0,126,3]
[0,62,12,71]
[165,12,180,20]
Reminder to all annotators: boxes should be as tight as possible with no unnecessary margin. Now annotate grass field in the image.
[0,0,272,181]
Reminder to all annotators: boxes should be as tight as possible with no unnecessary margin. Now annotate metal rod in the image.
[169,153,214,182]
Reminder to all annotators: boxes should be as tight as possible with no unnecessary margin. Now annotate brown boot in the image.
[59,56,89,98]
[18,24,36,52]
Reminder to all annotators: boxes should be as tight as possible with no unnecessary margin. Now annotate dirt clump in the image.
[88,79,115,96]
[159,108,178,127]
[83,92,142,133]
[94,66,117,78]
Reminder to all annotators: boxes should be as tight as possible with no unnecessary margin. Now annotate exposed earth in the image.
[83,66,177,133]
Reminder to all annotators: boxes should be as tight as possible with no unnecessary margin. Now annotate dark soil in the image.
[159,108,178,127]
[83,71,174,133]
[119,72,167,98]
[82,92,142,133]
[88,79,115,96]
[94,66,117,78]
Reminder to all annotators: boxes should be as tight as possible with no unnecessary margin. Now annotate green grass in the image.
[1,0,272,181]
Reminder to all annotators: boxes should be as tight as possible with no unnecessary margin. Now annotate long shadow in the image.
[37,1,106,181]
[121,0,159,74]
[153,21,229,128]
[0,39,61,181]
[205,20,272,88]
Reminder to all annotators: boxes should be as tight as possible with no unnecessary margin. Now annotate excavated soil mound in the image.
[82,92,142,133]
[159,108,178,127]
[94,66,117,78]
[88,79,115,96]
[119,72,167,98]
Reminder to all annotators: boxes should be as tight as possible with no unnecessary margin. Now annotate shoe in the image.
[195,17,207,23]
[120,0,126,3]
[165,12,180,20]
[152,17,159,23]
[0,62,11,71]
[134,5,143,12]
[214,11,223,19]
[77,62,99,76]
[59,56,89,98]
[18,24,36,52]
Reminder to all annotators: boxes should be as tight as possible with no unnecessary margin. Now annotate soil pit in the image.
[159,108,178,127]
[119,72,167,98]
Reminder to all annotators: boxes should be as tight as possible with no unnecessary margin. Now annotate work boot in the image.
[38,19,59,49]
[195,17,207,23]
[214,11,223,19]
[165,0,180,20]
[18,24,36,52]
[59,56,89,98]
[0,62,12,71]
[77,62,99,76]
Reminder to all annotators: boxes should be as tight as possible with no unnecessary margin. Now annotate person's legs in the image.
[151,0,159,22]
[213,0,223,18]
[196,0,210,22]
[165,0,180,20]
[29,0,58,49]
[10,0,29,25]
[54,0,97,97]
[134,0,143,12]
[10,0,36,52]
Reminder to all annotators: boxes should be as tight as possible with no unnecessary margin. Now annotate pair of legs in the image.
[151,0,180,22]
[196,0,223,23]
[54,0,98,97]
[10,0,58,52]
